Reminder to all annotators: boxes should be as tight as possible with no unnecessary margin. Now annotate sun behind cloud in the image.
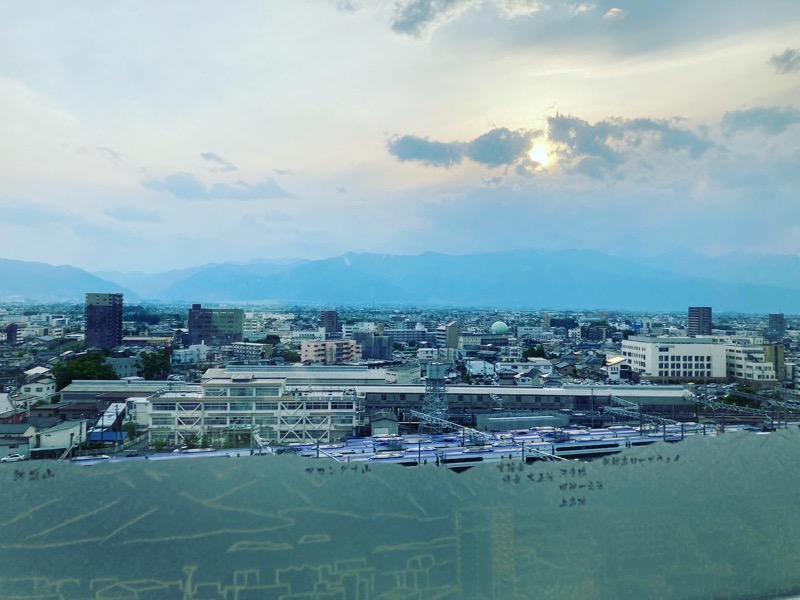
[528,144,551,167]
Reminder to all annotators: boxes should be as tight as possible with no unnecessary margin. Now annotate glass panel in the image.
[3,429,800,599]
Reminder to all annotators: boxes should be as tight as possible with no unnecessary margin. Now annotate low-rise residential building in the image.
[494,358,554,377]
[417,347,460,364]
[270,327,325,345]
[19,376,57,403]
[231,342,273,362]
[172,343,209,365]
[107,356,140,379]
[0,423,35,459]
[31,420,87,459]
[604,356,632,382]
[300,340,361,365]
[459,332,510,351]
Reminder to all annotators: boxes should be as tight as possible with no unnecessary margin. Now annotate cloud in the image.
[61,143,126,162]
[387,135,465,167]
[142,172,292,200]
[391,0,474,37]
[548,114,713,178]
[601,7,628,21]
[200,151,238,172]
[612,117,713,158]
[328,0,363,11]
[547,114,619,169]
[465,127,537,167]
[390,0,599,37]
[769,48,800,74]
[105,205,162,223]
[721,106,800,135]
[388,114,711,180]
[388,127,538,169]
[97,146,126,162]
[388,115,714,179]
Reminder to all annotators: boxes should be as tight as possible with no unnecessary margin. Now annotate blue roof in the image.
[87,431,128,443]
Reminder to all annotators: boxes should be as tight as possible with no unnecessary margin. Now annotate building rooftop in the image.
[627,335,718,344]
[0,423,34,435]
[62,380,183,393]
[40,420,85,433]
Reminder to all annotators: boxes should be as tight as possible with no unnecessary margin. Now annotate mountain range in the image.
[1,250,799,313]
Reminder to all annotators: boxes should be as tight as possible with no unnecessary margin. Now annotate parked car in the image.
[1,453,27,463]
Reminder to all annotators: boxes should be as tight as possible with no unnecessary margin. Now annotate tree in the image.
[136,349,171,380]
[51,352,119,391]
[550,317,578,330]
[123,421,138,438]
[281,350,301,363]
[524,345,547,359]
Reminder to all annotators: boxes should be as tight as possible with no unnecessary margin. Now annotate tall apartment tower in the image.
[85,293,123,349]
[445,321,461,349]
[687,306,712,337]
[321,309,341,339]
[767,313,787,340]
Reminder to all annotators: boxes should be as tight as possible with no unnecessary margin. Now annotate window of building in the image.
[254,387,279,397]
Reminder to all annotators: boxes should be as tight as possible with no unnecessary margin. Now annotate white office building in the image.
[726,345,777,384]
[621,336,726,382]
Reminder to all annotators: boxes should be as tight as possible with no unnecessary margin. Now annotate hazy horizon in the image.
[1,1,799,272]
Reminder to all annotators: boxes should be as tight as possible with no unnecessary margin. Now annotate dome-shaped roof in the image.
[490,321,509,334]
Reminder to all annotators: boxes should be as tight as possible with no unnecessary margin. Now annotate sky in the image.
[1,0,799,272]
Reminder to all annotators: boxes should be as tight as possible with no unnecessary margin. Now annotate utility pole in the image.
[250,413,254,455]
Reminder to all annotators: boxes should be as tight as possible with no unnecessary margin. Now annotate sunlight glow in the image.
[529,144,551,166]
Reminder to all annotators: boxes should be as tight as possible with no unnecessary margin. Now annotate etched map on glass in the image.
[1,428,799,599]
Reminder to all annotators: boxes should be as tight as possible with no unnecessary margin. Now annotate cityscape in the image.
[1,294,797,460]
